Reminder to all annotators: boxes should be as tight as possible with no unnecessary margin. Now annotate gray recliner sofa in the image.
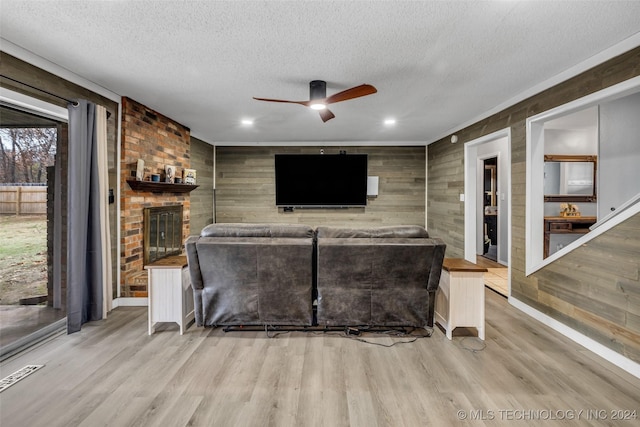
[315,225,446,328]
[186,223,446,329]
[185,223,315,327]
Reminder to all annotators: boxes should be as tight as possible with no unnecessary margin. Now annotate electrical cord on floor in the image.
[459,336,487,353]
[343,326,433,347]
[261,324,434,346]
[264,324,291,339]
[346,335,421,347]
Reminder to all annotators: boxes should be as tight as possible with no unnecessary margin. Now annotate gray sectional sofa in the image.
[185,223,315,327]
[185,223,446,329]
[316,226,446,328]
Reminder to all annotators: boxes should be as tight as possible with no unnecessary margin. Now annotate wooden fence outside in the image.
[0,186,47,215]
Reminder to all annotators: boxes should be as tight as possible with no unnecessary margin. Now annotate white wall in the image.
[544,128,598,154]
[599,91,640,218]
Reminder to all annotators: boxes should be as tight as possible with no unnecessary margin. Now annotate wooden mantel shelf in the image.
[127,179,199,194]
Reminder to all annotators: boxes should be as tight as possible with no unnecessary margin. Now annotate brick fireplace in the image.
[120,97,191,297]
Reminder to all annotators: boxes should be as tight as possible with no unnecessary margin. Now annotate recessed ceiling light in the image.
[241,119,254,126]
[384,118,396,126]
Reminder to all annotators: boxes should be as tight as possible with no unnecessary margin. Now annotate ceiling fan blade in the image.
[253,97,309,106]
[325,84,377,104]
[319,109,335,122]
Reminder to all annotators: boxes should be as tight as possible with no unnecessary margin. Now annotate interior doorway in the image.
[464,129,511,297]
[482,157,498,262]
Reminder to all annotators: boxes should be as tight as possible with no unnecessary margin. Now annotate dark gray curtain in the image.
[67,100,103,333]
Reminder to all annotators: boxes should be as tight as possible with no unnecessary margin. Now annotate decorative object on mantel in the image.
[165,165,176,183]
[560,203,581,217]
[183,168,196,185]
[127,179,199,194]
[135,159,144,181]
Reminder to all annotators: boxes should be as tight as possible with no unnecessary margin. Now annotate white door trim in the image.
[464,128,512,290]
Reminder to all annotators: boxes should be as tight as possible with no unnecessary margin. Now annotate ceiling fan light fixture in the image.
[252,80,376,123]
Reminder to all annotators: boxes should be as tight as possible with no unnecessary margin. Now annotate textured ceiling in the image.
[1,1,639,145]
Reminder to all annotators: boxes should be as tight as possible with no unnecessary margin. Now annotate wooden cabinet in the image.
[435,258,487,340]
[543,216,597,258]
[146,255,195,335]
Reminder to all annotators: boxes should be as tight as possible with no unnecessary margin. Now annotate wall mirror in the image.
[544,154,597,202]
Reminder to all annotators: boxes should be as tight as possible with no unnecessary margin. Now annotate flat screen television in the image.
[275,154,368,207]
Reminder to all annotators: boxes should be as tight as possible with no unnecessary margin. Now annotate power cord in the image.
[264,324,291,339]
[343,326,433,347]
[459,336,487,353]
[260,324,434,348]
[347,335,421,347]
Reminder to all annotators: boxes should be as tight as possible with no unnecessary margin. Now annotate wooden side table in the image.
[145,255,195,335]
[435,258,487,340]
[543,216,597,258]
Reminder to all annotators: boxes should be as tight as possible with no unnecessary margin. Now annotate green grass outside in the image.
[0,215,48,304]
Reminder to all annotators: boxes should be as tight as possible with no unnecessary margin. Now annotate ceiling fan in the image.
[253,80,377,122]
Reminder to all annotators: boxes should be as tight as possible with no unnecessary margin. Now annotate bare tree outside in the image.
[0,127,56,184]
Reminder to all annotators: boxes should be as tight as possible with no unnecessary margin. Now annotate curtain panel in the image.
[66,100,111,333]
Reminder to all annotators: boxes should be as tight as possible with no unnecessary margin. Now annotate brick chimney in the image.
[120,97,191,297]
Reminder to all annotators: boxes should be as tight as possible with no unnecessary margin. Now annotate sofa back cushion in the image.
[316,225,429,239]
[200,223,314,238]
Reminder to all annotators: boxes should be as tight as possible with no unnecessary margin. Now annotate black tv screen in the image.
[275,154,368,207]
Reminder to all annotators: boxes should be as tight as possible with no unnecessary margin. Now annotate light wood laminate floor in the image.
[477,256,509,296]
[1,290,639,427]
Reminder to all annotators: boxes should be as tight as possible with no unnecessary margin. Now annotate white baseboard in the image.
[509,297,640,379]
[112,297,148,308]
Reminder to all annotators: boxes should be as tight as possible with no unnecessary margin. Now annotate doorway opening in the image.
[464,129,511,297]
[482,157,498,262]
[0,103,67,359]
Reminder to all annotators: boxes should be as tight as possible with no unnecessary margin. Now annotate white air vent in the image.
[0,365,44,392]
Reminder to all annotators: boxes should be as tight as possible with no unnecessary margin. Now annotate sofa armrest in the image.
[426,237,447,293]
[185,236,204,291]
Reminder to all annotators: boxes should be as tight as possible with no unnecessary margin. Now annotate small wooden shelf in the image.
[127,179,199,194]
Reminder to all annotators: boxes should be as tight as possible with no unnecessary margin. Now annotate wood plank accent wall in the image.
[215,146,425,228]
[427,46,640,363]
[189,137,214,234]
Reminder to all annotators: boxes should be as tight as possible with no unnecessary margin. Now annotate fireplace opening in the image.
[143,205,183,265]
